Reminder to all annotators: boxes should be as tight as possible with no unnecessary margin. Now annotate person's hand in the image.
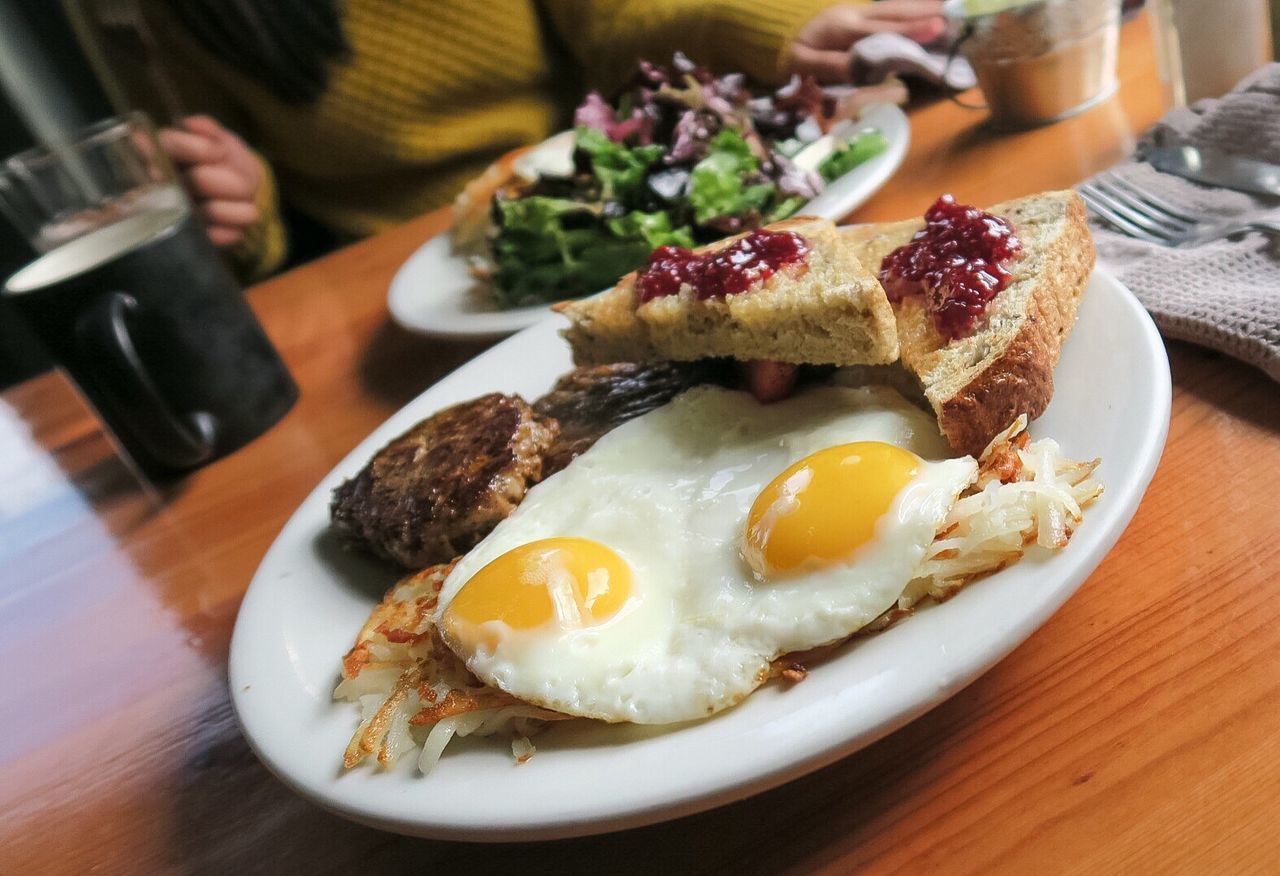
[791,0,947,83]
[158,115,262,248]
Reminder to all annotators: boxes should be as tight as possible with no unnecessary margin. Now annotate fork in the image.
[1078,174,1280,247]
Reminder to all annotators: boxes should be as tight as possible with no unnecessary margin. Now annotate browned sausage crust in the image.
[330,393,557,569]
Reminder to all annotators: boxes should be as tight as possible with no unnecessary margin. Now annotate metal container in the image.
[946,0,1122,128]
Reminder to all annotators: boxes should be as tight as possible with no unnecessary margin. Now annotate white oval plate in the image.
[231,265,1170,841]
[387,103,911,339]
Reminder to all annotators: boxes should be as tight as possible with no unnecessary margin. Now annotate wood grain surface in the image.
[3,17,1278,874]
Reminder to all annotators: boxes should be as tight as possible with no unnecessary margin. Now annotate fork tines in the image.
[1078,173,1198,245]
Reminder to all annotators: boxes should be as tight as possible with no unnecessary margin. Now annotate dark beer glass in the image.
[0,113,296,476]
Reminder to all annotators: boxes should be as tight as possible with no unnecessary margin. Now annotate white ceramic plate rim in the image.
[231,264,1170,841]
[386,103,910,339]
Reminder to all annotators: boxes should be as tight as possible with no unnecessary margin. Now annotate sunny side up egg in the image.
[436,385,978,725]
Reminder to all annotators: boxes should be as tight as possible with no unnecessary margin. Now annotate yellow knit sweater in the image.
[136,0,846,277]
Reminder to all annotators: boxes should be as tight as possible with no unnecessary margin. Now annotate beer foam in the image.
[5,204,189,294]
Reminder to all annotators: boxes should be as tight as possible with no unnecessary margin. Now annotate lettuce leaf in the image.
[765,195,807,224]
[490,197,590,305]
[818,130,889,182]
[687,130,772,224]
[575,127,664,202]
[605,211,694,249]
[491,197,688,306]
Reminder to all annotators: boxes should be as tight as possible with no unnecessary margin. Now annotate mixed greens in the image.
[486,55,889,308]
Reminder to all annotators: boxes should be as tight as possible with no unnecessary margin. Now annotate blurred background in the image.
[2,0,1278,390]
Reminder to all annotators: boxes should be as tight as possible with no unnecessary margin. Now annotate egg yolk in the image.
[743,442,920,577]
[443,537,632,650]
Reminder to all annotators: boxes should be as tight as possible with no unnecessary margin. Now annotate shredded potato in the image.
[336,416,1102,775]
[334,562,566,774]
[898,416,1102,611]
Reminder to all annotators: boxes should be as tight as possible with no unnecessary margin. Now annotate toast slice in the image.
[841,190,1095,456]
[560,216,900,367]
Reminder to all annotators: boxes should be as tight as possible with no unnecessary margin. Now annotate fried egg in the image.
[436,385,977,725]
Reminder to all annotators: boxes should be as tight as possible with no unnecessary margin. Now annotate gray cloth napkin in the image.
[1084,63,1280,382]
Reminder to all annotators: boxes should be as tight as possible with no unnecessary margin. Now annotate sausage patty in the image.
[330,393,558,569]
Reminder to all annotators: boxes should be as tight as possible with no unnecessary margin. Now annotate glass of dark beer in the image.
[0,112,297,477]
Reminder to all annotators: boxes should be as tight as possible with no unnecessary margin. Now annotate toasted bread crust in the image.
[937,307,1057,456]
[937,196,1094,455]
[842,191,1094,455]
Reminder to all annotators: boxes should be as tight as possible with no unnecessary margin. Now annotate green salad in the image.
[485,55,889,308]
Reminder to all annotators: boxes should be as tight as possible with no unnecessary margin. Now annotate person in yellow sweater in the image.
[130,0,945,278]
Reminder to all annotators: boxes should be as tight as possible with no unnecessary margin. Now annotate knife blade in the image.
[1144,144,1280,198]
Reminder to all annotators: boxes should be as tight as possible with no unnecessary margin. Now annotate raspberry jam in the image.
[879,195,1023,340]
[635,230,810,303]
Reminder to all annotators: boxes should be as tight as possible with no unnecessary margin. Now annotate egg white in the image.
[437,385,977,724]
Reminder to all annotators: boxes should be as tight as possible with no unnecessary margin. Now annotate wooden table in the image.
[4,17,1278,874]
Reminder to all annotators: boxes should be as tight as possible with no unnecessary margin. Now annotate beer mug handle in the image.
[77,291,217,469]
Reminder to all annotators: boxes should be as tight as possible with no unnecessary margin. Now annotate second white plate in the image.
[387,103,911,339]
